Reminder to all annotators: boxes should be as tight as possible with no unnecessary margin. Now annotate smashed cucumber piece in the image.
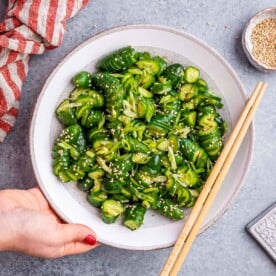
[101,199,124,224]
[124,205,147,230]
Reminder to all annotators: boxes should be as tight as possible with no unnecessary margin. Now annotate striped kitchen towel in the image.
[0,0,89,143]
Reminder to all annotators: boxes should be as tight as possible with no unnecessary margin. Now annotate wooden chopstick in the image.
[160,81,267,276]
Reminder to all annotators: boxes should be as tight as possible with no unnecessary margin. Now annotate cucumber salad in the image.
[52,46,227,230]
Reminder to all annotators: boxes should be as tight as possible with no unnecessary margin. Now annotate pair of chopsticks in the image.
[160,81,267,276]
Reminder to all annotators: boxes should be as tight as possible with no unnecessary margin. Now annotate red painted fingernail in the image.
[83,234,97,246]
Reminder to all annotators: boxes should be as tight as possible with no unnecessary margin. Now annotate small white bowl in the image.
[242,7,276,72]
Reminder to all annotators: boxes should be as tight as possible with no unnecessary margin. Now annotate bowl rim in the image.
[29,24,255,250]
[242,7,276,72]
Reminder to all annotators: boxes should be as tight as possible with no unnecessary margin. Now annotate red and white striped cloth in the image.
[0,0,89,143]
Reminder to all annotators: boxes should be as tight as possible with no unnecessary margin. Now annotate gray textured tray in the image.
[246,202,276,263]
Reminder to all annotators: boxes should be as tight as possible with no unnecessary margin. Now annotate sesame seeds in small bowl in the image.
[242,7,276,72]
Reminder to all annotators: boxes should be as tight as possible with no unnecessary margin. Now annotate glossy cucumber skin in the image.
[52,47,227,230]
[124,205,147,230]
[72,71,92,88]
[162,63,185,88]
[97,46,137,72]
[92,72,126,119]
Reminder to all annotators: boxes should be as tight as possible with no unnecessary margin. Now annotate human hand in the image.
[0,187,98,258]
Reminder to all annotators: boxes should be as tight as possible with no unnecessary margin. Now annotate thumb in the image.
[53,223,99,257]
[56,223,98,245]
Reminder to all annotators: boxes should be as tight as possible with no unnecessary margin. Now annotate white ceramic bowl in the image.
[30,25,254,250]
[242,7,276,72]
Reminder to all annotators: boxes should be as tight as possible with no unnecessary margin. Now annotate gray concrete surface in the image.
[0,0,276,275]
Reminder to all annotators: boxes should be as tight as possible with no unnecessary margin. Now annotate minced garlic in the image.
[251,17,276,68]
